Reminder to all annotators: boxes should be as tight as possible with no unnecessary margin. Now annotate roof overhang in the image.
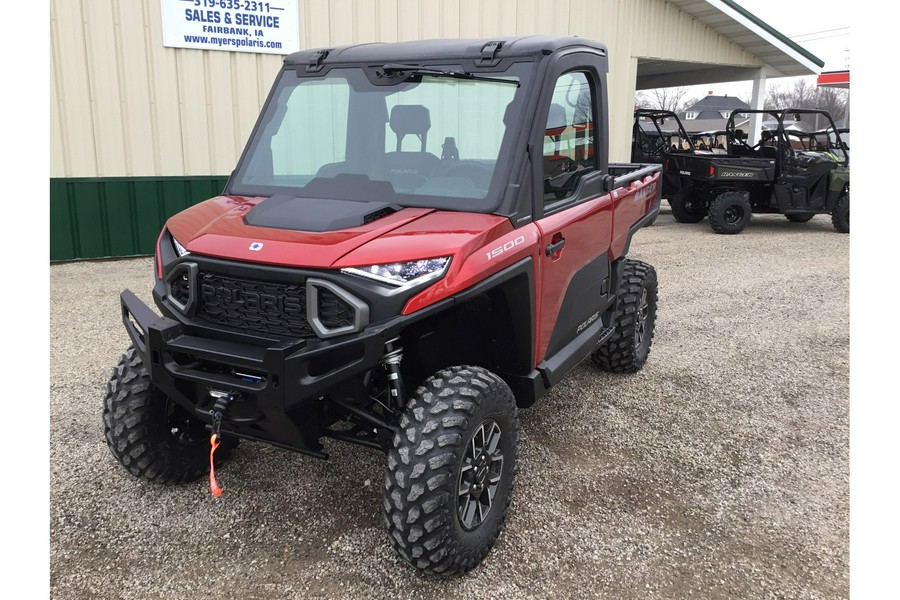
[637,60,763,89]
[638,0,824,89]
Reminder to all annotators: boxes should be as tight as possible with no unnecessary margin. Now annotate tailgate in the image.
[674,154,775,182]
[607,163,662,259]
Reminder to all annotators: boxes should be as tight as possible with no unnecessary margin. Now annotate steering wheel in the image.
[548,156,578,177]
[779,141,793,164]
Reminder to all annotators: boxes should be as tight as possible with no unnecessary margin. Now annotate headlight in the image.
[341,257,451,287]
[172,235,189,257]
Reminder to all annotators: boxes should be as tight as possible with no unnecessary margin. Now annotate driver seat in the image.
[374,105,441,189]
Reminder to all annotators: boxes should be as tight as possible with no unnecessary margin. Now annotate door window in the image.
[541,71,596,205]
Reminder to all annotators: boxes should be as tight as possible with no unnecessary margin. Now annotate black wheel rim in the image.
[457,420,504,530]
[166,399,207,446]
[634,287,649,348]
[723,204,744,225]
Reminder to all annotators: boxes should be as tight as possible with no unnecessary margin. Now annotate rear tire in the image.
[383,366,519,576]
[832,192,849,233]
[592,259,658,373]
[669,188,706,223]
[785,212,815,223]
[709,191,751,234]
[103,347,238,484]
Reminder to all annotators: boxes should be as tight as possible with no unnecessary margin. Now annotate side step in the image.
[596,326,616,347]
[538,320,616,389]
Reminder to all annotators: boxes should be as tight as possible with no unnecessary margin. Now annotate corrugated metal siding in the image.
[50,0,765,260]
[50,176,228,261]
[51,0,764,178]
[50,0,283,179]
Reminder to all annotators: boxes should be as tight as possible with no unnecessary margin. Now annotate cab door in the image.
[532,66,614,365]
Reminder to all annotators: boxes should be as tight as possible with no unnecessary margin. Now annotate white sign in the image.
[160,0,300,55]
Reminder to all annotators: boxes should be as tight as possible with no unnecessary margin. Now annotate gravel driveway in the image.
[50,209,848,599]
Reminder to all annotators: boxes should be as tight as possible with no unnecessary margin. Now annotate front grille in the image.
[196,272,314,338]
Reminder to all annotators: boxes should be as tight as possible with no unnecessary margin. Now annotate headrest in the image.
[390,105,431,136]
[503,101,516,127]
[547,103,567,130]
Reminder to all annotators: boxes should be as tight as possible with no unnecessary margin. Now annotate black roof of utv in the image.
[284,36,607,68]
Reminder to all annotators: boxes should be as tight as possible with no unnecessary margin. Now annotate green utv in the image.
[665,108,849,234]
[631,109,697,200]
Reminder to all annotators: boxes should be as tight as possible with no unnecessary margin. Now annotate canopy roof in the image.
[637,0,824,90]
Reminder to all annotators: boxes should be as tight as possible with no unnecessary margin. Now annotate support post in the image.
[748,71,767,146]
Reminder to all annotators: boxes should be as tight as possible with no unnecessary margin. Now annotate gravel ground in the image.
[50,209,848,599]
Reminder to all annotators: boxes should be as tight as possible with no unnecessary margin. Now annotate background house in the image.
[678,92,751,133]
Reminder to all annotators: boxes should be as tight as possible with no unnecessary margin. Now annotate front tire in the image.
[669,188,706,223]
[592,259,658,373]
[709,191,751,234]
[103,347,237,484]
[383,366,519,576]
[832,192,849,233]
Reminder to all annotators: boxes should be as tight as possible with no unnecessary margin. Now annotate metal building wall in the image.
[50,0,763,259]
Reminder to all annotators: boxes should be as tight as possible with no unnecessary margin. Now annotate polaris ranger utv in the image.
[631,108,696,198]
[665,108,849,234]
[104,36,662,575]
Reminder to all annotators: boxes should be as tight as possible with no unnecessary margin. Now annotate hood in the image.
[333,210,513,268]
[166,195,435,269]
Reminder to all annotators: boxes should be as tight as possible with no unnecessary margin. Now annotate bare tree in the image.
[635,86,698,113]
[765,77,847,123]
[815,87,849,124]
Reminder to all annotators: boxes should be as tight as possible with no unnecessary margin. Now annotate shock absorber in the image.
[382,337,406,410]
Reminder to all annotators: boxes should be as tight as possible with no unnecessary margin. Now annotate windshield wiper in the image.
[376,63,519,86]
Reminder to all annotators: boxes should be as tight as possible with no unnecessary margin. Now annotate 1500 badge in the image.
[485,235,526,260]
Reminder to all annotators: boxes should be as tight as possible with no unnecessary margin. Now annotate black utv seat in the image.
[374,104,441,190]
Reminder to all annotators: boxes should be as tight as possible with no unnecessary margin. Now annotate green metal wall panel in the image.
[74,182,106,258]
[103,180,138,257]
[49,180,76,260]
[49,176,229,261]
[133,180,166,252]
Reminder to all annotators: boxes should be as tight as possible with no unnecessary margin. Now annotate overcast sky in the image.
[738,0,849,69]
[683,0,850,101]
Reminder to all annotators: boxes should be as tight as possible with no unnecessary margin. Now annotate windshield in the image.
[230,64,532,212]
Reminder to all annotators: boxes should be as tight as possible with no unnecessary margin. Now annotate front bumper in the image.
[121,290,438,457]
